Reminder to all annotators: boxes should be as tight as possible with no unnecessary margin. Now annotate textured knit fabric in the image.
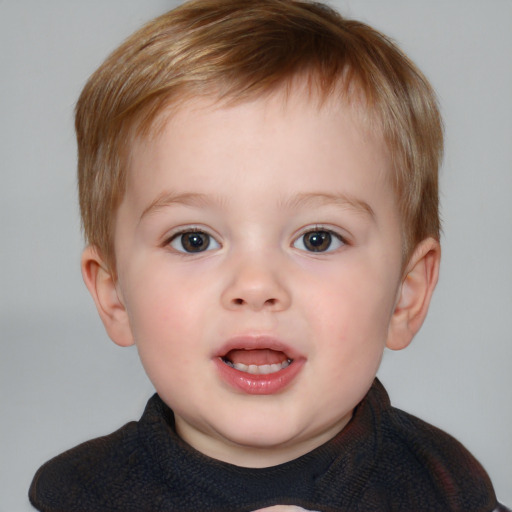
[29,379,506,512]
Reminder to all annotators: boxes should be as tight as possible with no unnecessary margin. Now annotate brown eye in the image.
[303,231,331,252]
[293,229,344,253]
[170,230,220,253]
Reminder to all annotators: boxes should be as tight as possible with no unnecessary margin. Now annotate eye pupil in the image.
[182,232,209,252]
[304,231,331,252]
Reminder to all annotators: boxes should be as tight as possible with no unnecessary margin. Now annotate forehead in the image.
[131,84,388,171]
[122,85,393,215]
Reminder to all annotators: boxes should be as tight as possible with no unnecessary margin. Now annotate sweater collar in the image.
[137,379,388,510]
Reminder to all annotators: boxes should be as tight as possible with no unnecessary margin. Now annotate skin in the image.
[82,85,440,476]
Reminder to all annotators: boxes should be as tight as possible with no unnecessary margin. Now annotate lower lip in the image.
[214,358,305,395]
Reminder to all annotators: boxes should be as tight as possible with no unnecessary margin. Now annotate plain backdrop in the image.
[1,1,510,510]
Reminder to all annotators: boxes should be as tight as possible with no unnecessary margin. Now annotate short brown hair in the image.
[76,0,443,273]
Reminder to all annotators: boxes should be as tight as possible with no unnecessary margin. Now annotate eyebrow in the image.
[139,190,374,221]
[139,192,216,221]
[282,192,375,218]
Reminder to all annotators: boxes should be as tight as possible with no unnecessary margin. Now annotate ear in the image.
[386,238,441,351]
[81,245,134,347]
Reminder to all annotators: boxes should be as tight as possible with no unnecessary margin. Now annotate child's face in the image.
[111,88,406,466]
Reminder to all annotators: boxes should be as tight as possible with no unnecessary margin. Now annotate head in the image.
[77,0,442,275]
[78,0,442,467]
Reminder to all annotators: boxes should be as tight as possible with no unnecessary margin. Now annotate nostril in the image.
[231,297,277,307]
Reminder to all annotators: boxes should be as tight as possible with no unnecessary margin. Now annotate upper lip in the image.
[214,335,304,361]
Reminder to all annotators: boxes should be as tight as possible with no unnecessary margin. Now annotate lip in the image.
[214,336,305,395]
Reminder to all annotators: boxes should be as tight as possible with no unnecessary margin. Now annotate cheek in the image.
[126,285,202,394]
[306,260,397,345]
[122,270,196,349]
[121,261,223,367]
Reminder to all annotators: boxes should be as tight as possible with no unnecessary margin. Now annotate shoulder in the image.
[375,388,498,510]
[381,404,489,480]
[29,420,141,511]
[28,394,169,512]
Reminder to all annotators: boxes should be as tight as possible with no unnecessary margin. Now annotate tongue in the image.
[225,349,288,366]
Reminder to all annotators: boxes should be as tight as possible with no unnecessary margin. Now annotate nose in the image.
[220,255,291,312]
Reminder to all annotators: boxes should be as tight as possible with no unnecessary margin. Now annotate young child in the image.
[28,1,509,510]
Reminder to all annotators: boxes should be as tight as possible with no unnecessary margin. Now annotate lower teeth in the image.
[223,358,292,375]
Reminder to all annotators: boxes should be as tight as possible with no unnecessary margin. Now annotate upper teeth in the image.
[223,359,291,375]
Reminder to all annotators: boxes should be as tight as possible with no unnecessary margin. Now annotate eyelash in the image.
[164,225,348,255]
[292,226,347,253]
[166,227,221,254]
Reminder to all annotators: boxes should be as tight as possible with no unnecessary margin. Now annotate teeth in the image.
[223,359,292,375]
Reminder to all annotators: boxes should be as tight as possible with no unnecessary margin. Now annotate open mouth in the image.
[215,342,304,394]
[221,348,293,375]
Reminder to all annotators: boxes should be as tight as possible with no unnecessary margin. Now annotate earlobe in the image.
[386,238,441,351]
[81,246,135,347]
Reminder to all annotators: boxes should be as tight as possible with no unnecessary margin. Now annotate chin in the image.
[216,417,310,458]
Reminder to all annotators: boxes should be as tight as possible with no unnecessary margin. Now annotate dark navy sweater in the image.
[29,379,507,511]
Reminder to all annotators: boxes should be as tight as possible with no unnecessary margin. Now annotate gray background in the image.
[1,1,510,510]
